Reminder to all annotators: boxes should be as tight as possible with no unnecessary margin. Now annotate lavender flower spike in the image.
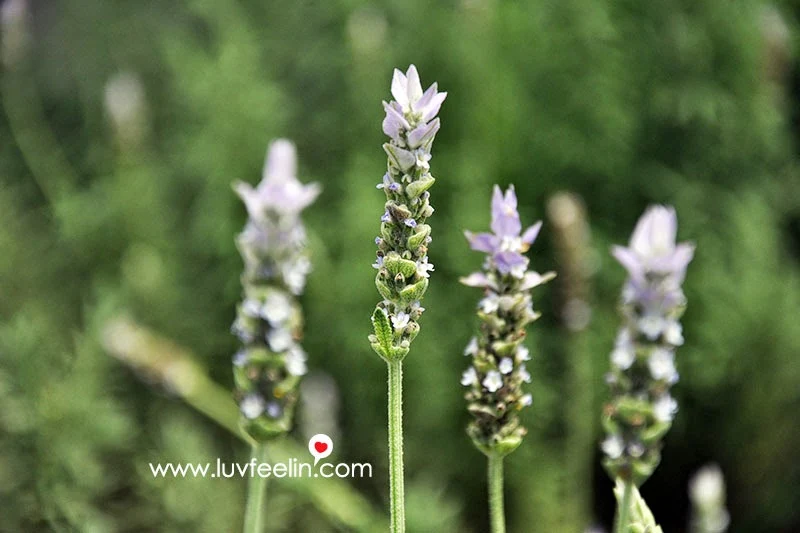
[231,139,319,441]
[370,65,446,363]
[602,205,694,485]
[369,65,445,533]
[461,185,555,457]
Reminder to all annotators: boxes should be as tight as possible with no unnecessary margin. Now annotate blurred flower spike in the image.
[602,205,694,485]
[231,139,319,441]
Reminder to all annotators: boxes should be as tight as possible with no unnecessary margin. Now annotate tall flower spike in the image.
[369,65,445,533]
[369,65,445,362]
[602,205,694,485]
[461,185,555,457]
[231,139,320,441]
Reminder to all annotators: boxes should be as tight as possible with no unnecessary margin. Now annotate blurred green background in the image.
[2,0,800,531]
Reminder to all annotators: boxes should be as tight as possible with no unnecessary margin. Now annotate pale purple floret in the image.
[233,139,320,295]
[234,140,321,219]
[390,65,447,119]
[382,65,447,144]
[611,205,694,286]
[464,185,543,277]
[611,206,694,335]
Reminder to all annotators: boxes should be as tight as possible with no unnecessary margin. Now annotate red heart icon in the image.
[314,441,328,453]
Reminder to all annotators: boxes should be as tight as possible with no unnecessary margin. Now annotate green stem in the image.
[488,454,506,533]
[387,359,405,533]
[2,62,78,206]
[243,442,270,533]
[615,479,633,533]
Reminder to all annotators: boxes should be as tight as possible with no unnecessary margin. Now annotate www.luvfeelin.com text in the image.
[149,458,373,479]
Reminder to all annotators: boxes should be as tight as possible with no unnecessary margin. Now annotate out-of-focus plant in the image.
[689,464,730,533]
[231,139,320,531]
[101,316,388,532]
[602,206,694,532]
[547,191,596,530]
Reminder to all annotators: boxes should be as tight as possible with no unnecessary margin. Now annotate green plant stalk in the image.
[615,479,633,533]
[488,453,506,533]
[388,359,405,533]
[563,333,594,529]
[2,64,77,206]
[243,443,270,533]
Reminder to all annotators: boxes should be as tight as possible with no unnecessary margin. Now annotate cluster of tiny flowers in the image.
[601,206,694,483]
[460,185,555,456]
[231,139,320,441]
[369,65,446,362]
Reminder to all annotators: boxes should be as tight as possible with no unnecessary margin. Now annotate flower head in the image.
[232,139,317,442]
[465,185,543,277]
[234,139,321,220]
[611,205,694,285]
[389,65,447,119]
[461,184,554,457]
[369,65,445,364]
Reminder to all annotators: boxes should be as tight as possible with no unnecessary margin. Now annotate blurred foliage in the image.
[2,0,800,531]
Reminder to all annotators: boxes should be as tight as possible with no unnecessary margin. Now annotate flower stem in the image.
[388,359,405,533]
[488,453,506,533]
[243,442,270,533]
[615,478,633,533]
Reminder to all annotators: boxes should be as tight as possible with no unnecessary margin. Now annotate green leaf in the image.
[375,278,394,301]
[390,345,409,361]
[400,278,428,303]
[384,254,417,278]
[640,421,672,444]
[406,175,435,199]
[371,308,394,359]
[407,224,431,250]
[383,143,416,171]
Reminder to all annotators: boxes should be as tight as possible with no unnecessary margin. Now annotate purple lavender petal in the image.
[407,118,440,149]
[233,182,263,221]
[405,65,423,104]
[669,243,695,276]
[377,173,392,189]
[630,205,676,257]
[503,185,518,210]
[521,221,543,246]
[391,68,409,109]
[415,83,438,114]
[490,185,522,237]
[382,101,411,141]
[519,271,552,291]
[465,231,498,253]
[460,272,492,288]
[263,139,297,183]
[494,250,527,275]
[419,91,447,122]
[611,245,644,280]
